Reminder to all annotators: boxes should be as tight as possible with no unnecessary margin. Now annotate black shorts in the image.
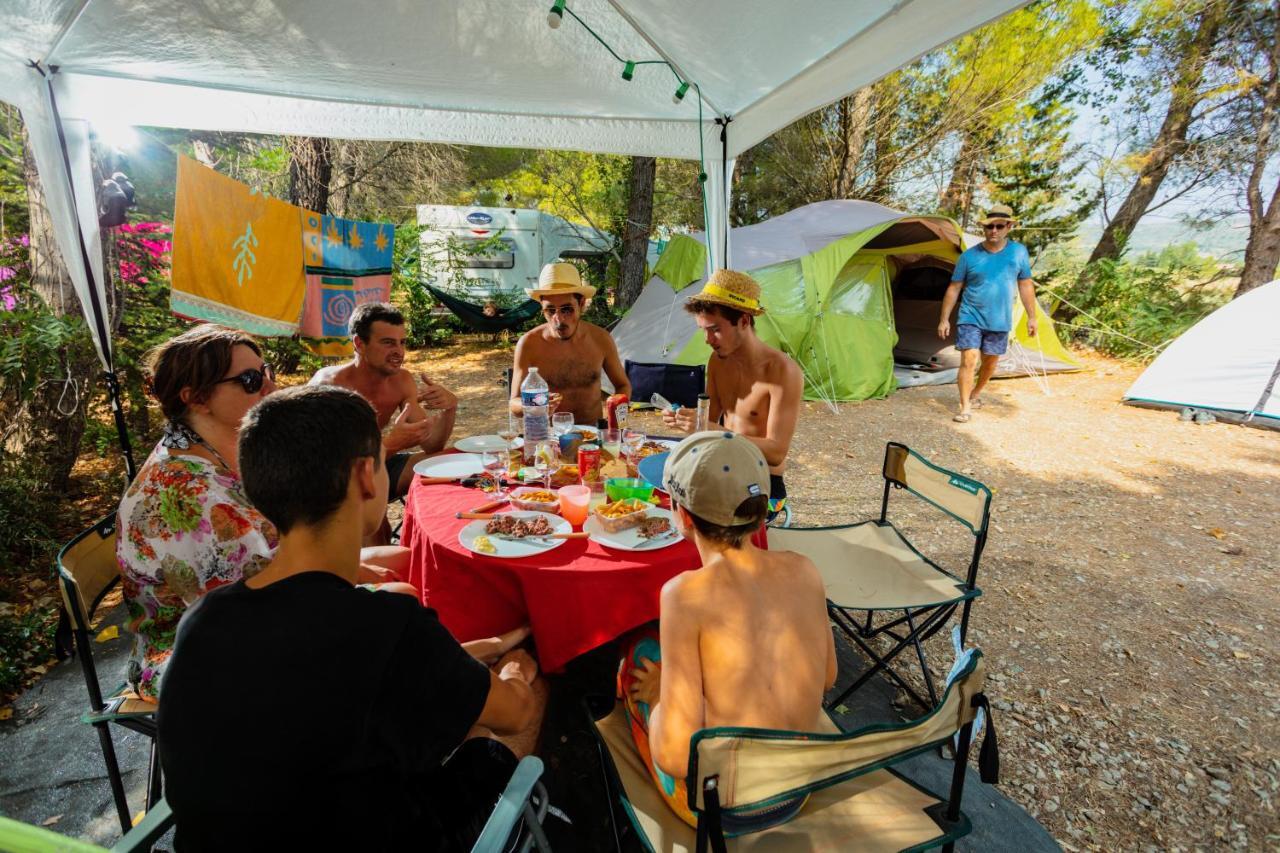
[386,451,413,499]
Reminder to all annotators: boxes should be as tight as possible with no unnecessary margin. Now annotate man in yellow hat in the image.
[662,269,802,522]
[937,203,1039,423]
[509,262,631,425]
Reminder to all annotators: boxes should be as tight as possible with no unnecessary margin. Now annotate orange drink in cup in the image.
[558,484,591,528]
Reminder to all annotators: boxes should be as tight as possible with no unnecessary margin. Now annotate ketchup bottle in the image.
[605,393,630,431]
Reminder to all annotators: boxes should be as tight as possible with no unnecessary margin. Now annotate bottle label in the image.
[522,390,548,408]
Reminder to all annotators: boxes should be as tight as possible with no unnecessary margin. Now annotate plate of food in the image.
[454,434,523,453]
[572,425,600,443]
[585,506,681,551]
[415,453,486,480]
[634,439,677,460]
[458,511,572,559]
[509,487,561,514]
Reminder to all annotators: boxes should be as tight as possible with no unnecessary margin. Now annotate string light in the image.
[547,0,565,29]
[672,81,690,103]
[622,61,636,81]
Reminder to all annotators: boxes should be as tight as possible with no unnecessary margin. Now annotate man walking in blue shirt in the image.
[937,204,1039,423]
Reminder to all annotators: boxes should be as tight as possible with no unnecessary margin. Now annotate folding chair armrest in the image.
[110,798,174,853]
[471,755,545,852]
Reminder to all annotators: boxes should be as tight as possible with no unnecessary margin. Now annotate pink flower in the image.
[0,285,14,311]
[0,266,13,281]
[119,261,143,283]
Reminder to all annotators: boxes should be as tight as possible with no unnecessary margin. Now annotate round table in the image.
[401,479,730,672]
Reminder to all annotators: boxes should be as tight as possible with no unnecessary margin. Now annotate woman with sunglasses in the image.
[116,324,417,701]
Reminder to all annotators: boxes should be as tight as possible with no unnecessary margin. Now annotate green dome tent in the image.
[612,200,1079,404]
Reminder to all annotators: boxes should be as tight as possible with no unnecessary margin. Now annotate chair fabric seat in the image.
[769,522,971,611]
[82,684,158,725]
[594,704,952,852]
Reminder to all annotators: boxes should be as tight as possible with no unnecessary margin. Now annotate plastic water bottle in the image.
[521,368,550,461]
[650,392,678,413]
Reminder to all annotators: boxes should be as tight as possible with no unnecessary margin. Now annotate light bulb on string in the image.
[621,61,636,81]
[672,81,690,104]
[547,0,565,28]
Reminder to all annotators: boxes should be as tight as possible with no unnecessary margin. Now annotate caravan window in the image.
[451,237,516,269]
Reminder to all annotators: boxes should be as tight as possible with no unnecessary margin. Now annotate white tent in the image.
[0,0,1028,472]
[1124,280,1280,430]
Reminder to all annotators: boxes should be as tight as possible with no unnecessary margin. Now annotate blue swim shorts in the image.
[955,324,1009,356]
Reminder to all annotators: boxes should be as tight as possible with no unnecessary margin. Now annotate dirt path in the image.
[408,340,1279,851]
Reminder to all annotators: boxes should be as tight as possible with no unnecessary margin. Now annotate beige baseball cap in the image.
[663,431,771,526]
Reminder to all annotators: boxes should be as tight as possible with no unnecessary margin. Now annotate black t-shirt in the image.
[157,572,492,851]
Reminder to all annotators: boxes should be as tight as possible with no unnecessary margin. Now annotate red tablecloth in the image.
[402,480,762,672]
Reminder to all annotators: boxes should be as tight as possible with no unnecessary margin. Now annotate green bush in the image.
[1040,252,1231,360]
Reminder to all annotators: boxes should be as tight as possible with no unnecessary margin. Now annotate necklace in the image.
[161,420,234,473]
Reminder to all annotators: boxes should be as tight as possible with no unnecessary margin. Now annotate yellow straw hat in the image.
[687,268,765,316]
[526,262,597,301]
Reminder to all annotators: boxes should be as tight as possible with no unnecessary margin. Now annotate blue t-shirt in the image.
[951,240,1032,333]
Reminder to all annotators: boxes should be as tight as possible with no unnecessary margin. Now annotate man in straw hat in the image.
[663,269,802,522]
[937,203,1039,423]
[509,262,630,425]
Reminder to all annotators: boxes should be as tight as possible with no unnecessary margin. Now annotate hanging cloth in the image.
[424,283,541,333]
[170,156,305,336]
[299,212,395,356]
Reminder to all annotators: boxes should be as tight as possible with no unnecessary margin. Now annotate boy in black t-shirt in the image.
[158,385,540,851]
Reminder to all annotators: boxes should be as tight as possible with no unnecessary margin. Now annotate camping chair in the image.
[768,442,992,712]
[589,650,997,852]
[0,798,174,853]
[58,514,162,834]
[471,755,553,853]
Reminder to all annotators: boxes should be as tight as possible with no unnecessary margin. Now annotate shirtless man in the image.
[310,302,457,499]
[663,269,802,521]
[509,263,630,426]
[620,432,836,831]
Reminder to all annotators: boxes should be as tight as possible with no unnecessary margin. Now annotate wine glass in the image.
[622,429,646,465]
[533,440,558,491]
[552,411,574,438]
[480,450,505,494]
[497,411,520,464]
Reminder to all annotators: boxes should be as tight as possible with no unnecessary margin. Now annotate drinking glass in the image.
[533,440,558,491]
[558,484,591,527]
[602,428,622,458]
[622,429,646,464]
[552,411,574,438]
[480,450,505,494]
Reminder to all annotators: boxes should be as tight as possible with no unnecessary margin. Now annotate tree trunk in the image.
[730,146,757,227]
[617,156,655,311]
[1234,1,1280,298]
[869,80,899,203]
[832,87,874,199]
[1087,0,1224,266]
[940,131,984,228]
[13,130,98,492]
[287,136,333,214]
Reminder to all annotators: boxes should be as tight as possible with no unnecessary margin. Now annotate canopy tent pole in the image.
[26,61,137,482]
[703,118,735,276]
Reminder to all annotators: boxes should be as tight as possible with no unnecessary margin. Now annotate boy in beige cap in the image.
[618,431,836,832]
[662,269,802,522]
[509,262,631,425]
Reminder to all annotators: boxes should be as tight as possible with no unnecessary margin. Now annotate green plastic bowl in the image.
[605,477,655,502]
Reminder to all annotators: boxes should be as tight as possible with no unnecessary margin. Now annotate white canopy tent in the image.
[0,0,1027,473]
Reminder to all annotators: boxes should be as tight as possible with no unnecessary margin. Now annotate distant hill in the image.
[1066,215,1249,261]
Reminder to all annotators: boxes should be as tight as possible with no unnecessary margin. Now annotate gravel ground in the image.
[408,339,1280,852]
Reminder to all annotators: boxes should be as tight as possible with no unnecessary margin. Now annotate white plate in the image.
[414,453,485,479]
[458,511,573,559]
[454,434,524,453]
[585,507,682,551]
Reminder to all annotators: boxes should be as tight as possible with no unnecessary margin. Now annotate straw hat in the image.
[976,203,1019,227]
[686,268,765,316]
[526,262,597,301]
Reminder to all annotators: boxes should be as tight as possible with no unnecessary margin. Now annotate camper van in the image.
[417,205,613,301]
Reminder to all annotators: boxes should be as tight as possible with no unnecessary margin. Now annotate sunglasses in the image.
[215,363,276,394]
[983,222,1010,231]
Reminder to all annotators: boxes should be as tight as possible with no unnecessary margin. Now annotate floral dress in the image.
[117,442,277,700]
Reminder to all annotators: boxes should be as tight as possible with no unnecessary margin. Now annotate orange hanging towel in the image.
[170,156,305,337]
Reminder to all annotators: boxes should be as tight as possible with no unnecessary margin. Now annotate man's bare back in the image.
[676,548,833,730]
